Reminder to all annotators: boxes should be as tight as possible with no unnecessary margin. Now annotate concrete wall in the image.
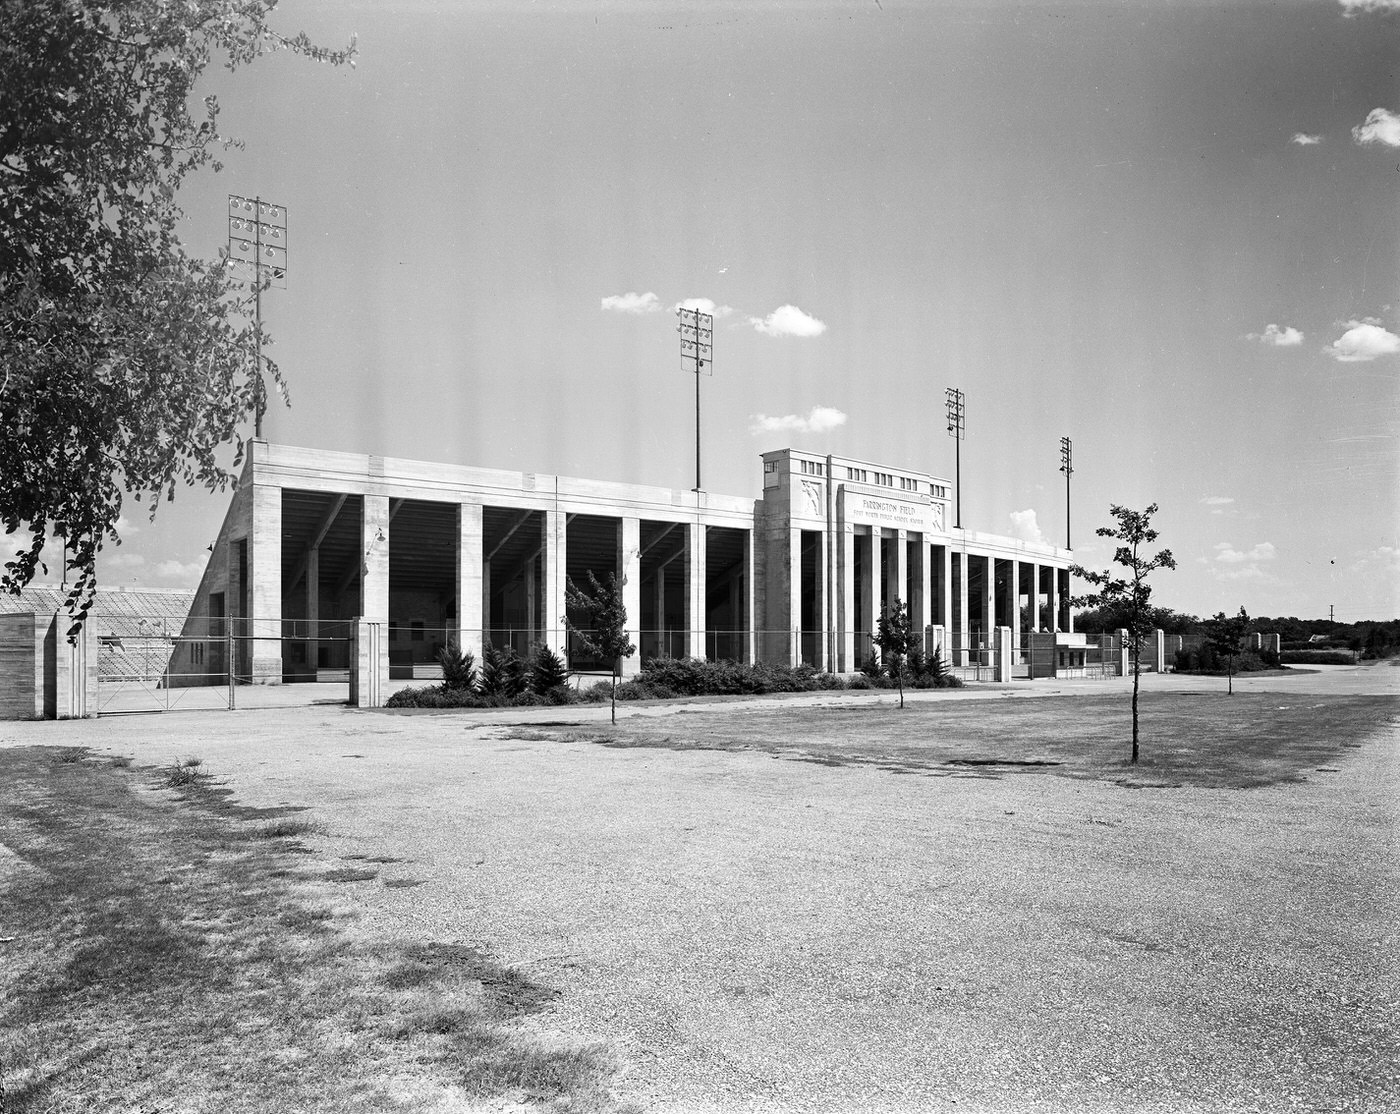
[0,613,98,719]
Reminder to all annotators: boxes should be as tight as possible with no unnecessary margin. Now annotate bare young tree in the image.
[564,571,635,724]
[1071,503,1177,764]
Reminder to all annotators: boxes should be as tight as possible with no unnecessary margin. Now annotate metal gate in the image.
[94,614,352,715]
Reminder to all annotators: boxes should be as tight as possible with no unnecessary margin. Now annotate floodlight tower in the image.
[945,387,965,530]
[678,307,713,493]
[1059,436,1074,549]
[227,195,288,439]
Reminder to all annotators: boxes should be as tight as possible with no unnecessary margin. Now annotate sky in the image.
[21,0,1400,621]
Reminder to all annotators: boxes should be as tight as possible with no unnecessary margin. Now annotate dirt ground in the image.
[3,664,1397,1113]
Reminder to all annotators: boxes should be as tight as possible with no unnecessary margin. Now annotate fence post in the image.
[350,618,384,708]
[994,626,1012,682]
[227,625,236,709]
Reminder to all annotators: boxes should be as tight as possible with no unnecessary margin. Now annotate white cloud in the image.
[1352,107,1400,147]
[1008,509,1046,546]
[1214,541,1276,565]
[1340,0,1400,14]
[601,291,661,314]
[749,305,827,338]
[154,559,206,585]
[1345,545,1400,579]
[1199,496,1234,506]
[103,551,146,570]
[749,406,847,435]
[1246,323,1304,346]
[1289,133,1322,146]
[1325,320,1400,362]
[674,297,734,318]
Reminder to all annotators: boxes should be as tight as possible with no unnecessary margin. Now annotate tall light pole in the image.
[1059,436,1073,549]
[228,195,288,439]
[678,307,713,493]
[945,387,964,530]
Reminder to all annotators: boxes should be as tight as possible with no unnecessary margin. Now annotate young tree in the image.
[0,1,354,625]
[874,599,914,708]
[564,571,636,724]
[1070,503,1177,764]
[1202,606,1251,695]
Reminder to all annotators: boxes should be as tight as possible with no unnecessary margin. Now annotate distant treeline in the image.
[1074,608,1399,660]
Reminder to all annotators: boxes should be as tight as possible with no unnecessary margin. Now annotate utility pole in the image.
[945,387,965,530]
[228,195,288,439]
[1059,436,1073,549]
[678,307,713,493]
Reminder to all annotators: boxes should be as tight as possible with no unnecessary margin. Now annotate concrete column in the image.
[929,624,946,664]
[1058,568,1073,632]
[891,530,908,613]
[543,509,566,656]
[350,618,384,708]
[982,554,996,660]
[685,521,707,660]
[938,545,952,630]
[1005,559,1021,655]
[306,548,320,671]
[619,517,641,677]
[994,626,1013,682]
[361,494,390,695]
[1117,628,1131,676]
[250,483,283,683]
[859,531,878,665]
[789,527,804,666]
[838,524,856,672]
[912,537,931,640]
[525,555,538,645]
[1028,562,1041,631]
[653,572,666,657]
[740,528,755,665]
[456,503,483,659]
[1150,628,1165,672]
[1047,565,1060,632]
[955,550,970,665]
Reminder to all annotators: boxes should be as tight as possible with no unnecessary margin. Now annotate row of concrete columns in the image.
[793,526,1071,673]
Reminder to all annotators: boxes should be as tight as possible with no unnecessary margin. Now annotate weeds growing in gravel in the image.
[0,747,634,1114]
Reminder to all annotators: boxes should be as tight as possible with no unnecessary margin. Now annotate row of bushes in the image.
[1279,649,1358,666]
[385,648,963,708]
[1173,647,1282,674]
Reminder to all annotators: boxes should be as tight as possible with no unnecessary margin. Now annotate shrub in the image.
[437,640,478,692]
[846,674,872,690]
[529,643,569,695]
[1280,649,1356,665]
[859,649,883,680]
[480,645,527,698]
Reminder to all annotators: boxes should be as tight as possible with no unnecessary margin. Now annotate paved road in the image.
[4,662,1397,1113]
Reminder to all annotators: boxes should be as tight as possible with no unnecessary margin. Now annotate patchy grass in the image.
[0,747,635,1113]
[507,693,1398,789]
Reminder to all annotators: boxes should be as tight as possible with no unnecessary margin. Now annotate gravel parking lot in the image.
[5,665,1397,1113]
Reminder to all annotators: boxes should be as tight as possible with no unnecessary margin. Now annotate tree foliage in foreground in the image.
[1070,503,1176,764]
[0,0,354,624]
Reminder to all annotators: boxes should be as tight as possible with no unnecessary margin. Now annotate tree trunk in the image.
[1131,654,1140,764]
[1227,663,1233,696]
[898,667,904,709]
[610,662,617,724]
